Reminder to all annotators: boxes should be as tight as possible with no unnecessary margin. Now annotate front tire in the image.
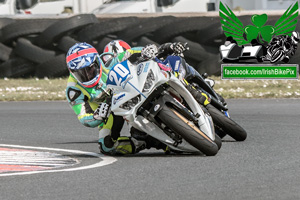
[157,105,219,156]
[206,104,247,141]
[270,50,283,63]
[214,134,222,150]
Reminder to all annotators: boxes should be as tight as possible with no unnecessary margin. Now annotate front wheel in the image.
[270,50,283,63]
[214,134,222,150]
[206,104,247,141]
[157,105,219,156]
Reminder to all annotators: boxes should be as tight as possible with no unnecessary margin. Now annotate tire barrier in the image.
[1,19,57,45]
[0,13,299,78]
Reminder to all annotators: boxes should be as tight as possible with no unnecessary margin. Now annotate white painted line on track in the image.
[0,149,79,167]
[0,144,117,177]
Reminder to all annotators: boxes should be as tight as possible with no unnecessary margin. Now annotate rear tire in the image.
[157,105,219,156]
[206,104,247,141]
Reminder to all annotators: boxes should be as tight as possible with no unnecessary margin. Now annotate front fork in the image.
[137,85,200,146]
[138,89,199,125]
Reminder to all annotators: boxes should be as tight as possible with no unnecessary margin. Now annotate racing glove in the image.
[170,42,189,55]
[141,44,158,60]
[93,102,111,121]
[157,42,189,58]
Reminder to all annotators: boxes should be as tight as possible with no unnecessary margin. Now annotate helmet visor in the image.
[71,59,100,83]
[100,53,114,68]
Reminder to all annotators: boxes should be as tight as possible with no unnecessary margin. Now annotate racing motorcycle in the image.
[103,53,220,156]
[161,55,247,141]
[266,36,296,63]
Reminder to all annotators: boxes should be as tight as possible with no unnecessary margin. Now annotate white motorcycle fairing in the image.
[106,59,215,153]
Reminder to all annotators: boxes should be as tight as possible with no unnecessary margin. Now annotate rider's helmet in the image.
[103,40,131,55]
[291,31,300,44]
[66,42,103,88]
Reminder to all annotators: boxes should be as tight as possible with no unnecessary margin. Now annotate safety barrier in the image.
[0,13,299,78]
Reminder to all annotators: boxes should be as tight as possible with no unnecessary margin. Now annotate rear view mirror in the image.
[17,0,38,10]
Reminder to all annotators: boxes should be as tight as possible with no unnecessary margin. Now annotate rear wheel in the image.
[157,105,219,156]
[206,104,247,141]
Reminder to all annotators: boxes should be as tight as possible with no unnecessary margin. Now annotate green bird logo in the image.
[219,1,299,45]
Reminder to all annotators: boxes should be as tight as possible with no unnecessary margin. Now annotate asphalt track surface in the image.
[0,99,300,200]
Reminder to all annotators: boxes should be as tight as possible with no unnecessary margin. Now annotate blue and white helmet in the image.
[66,42,103,88]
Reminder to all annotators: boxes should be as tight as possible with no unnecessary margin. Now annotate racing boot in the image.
[98,129,147,155]
[130,127,170,154]
[186,84,210,106]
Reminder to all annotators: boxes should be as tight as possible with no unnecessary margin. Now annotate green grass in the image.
[0,77,67,101]
[214,77,300,98]
[0,77,299,101]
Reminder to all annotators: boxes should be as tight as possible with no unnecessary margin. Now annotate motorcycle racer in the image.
[265,31,300,63]
[65,42,167,156]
